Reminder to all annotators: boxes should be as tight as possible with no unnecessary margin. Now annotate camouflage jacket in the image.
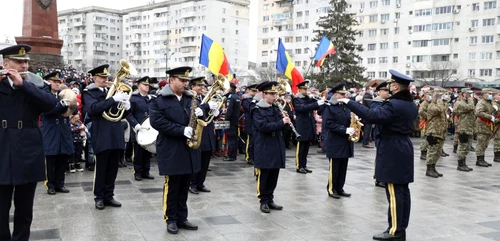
[475,98,495,134]
[426,100,447,139]
[454,99,475,135]
[418,99,430,121]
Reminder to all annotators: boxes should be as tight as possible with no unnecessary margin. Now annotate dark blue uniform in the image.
[224,90,241,160]
[82,83,126,203]
[282,100,295,148]
[149,85,202,225]
[293,93,320,171]
[252,99,286,206]
[41,90,74,191]
[0,76,57,241]
[323,103,354,196]
[126,92,155,178]
[370,99,384,147]
[346,85,417,238]
[241,93,256,163]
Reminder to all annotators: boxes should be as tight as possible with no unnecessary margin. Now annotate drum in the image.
[136,117,158,153]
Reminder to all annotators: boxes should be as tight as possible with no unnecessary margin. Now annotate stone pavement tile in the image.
[480,232,500,241]
[59,217,101,238]
[210,223,253,234]
[203,215,240,225]
[29,228,60,240]
[479,220,500,231]
[221,231,268,241]
[30,219,61,231]
[101,232,146,241]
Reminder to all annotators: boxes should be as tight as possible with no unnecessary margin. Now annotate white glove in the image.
[492,116,496,122]
[213,109,220,117]
[346,127,355,135]
[494,105,499,111]
[134,124,141,132]
[252,99,257,103]
[317,100,325,106]
[446,114,450,119]
[60,99,69,107]
[448,107,453,112]
[208,101,217,110]
[112,92,128,102]
[195,107,203,117]
[337,98,350,104]
[183,127,193,138]
[123,100,131,110]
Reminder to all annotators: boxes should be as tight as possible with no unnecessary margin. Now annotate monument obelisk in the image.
[15,0,64,70]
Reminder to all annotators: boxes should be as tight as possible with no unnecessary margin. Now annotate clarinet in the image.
[275,99,301,140]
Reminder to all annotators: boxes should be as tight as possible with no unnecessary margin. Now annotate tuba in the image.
[187,74,228,149]
[348,112,364,142]
[102,59,137,122]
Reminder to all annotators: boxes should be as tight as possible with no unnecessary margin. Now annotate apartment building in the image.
[58,7,124,73]
[258,0,500,82]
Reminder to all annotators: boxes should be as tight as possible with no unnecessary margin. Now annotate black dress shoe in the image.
[373,231,404,240]
[47,189,56,195]
[104,199,122,207]
[178,220,198,230]
[304,168,313,173]
[296,168,307,174]
[197,187,211,192]
[95,200,105,210]
[338,191,351,197]
[55,187,70,193]
[223,157,235,161]
[189,187,199,194]
[375,182,386,188]
[268,202,283,210]
[142,174,155,179]
[328,193,340,199]
[88,166,95,171]
[207,168,211,171]
[260,204,270,213]
[134,175,142,181]
[167,223,178,234]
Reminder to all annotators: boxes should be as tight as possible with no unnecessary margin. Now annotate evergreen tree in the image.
[308,0,367,88]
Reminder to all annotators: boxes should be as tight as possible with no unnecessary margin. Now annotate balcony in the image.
[495,41,500,49]
[181,29,197,38]
[181,11,196,19]
[73,54,85,60]
[73,37,85,43]
[73,21,86,27]
[180,41,197,47]
[129,37,142,44]
[273,18,293,26]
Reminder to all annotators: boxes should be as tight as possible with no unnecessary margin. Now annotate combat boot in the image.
[453,144,458,154]
[457,159,470,172]
[476,156,489,167]
[432,164,443,177]
[441,150,449,157]
[494,152,500,162]
[426,164,439,178]
[420,151,427,161]
[469,145,475,152]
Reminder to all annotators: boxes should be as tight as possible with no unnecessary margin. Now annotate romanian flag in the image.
[200,34,231,78]
[276,38,304,94]
[313,36,335,67]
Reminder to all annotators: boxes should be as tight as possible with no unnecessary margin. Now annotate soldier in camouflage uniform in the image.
[419,91,432,160]
[492,89,500,162]
[475,88,494,167]
[454,88,475,172]
[425,91,448,178]
[452,96,461,153]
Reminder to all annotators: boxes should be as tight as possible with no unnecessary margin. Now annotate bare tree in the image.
[412,61,464,87]
[254,66,278,82]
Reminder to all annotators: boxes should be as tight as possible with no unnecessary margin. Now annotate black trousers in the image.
[296,141,310,169]
[125,141,134,161]
[191,151,211,188]
[238,131,246,154]
[93,149,121,202]
[283,128,292,148]
[385,183,411,236]
[84,139,95,167]
[163,174,191,224]
[256,168,280,205]
[133,142,151,177]
[327,158,349,195]
[0,183,37,241]
[245,134,254,162]
[45,155,69,189]
[70,142,85,165]
[227,127,238,159]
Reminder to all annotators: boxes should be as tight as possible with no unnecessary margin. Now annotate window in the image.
[379,57,388,63]
[380,43,389,49]
[433,39,450,46]
[367,58,376,64]
[413,24,431,32]
[496,68,500,77]
[262,27,269,33]
[471,20,479,27]
[297,11,303,17]
[480,69,493,76]
[412,55,430,62]
[305,10,309,16]
[472,3,480,11]
[381,14,390,21]
[470,36,477,45]
[263,16,269,21]
[235,30,238,35]
[236,20,239,25]
[381,28,388,35]
[413,40,430,47]
[432,22,453,31]
[295,61,301,67]
[367,72,376,78]
[379,71,388,78]
[484,1,497,9]
[469,53,476,60]
[367,44,376,50]
[359,16,364,23]
[368,29,377,36]
[223,8,226,13]
[263,4,269,9]
[393,56,398,63]
[295,49,302,54]
[497,51,500,59]
[304,48,309,54]
[222,18,225,23]
[358,31,364,37]
[395,12,401,19]
[468,69,476,77]
[415,8,432,16]
[262,39,269,45]
[483,18,495,26]
[394,27,400,34]
[382,0,390,6]
[261,62,268,68]
[434,6,452,15]
[369,15,378,22]
[369,1,378,8]
[482,35,494,43]
[262,51,268,56]
[481,52,493,60]
[296,36,302,42]
[393,42,399,48]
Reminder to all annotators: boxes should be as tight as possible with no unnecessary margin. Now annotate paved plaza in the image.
[15,137,500,241]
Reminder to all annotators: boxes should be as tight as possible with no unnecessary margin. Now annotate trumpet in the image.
[311,95,331,106]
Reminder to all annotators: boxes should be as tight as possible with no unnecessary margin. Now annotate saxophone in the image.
[186,90,207,149]
[348,112,364,142]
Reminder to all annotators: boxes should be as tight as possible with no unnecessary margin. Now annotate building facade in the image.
[257,0,500,82]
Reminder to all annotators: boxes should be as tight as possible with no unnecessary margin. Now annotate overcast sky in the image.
[6,0,257,62]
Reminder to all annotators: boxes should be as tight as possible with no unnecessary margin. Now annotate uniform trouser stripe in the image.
[256,168,261,201]
[245,135,250,162]
[295,142,300,169]
[163,176,170,224]
[388,183,397,235]
[328,159,334,195]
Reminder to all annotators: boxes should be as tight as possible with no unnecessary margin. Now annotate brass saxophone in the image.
[186,90,207,149]
[348,112,364,142]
